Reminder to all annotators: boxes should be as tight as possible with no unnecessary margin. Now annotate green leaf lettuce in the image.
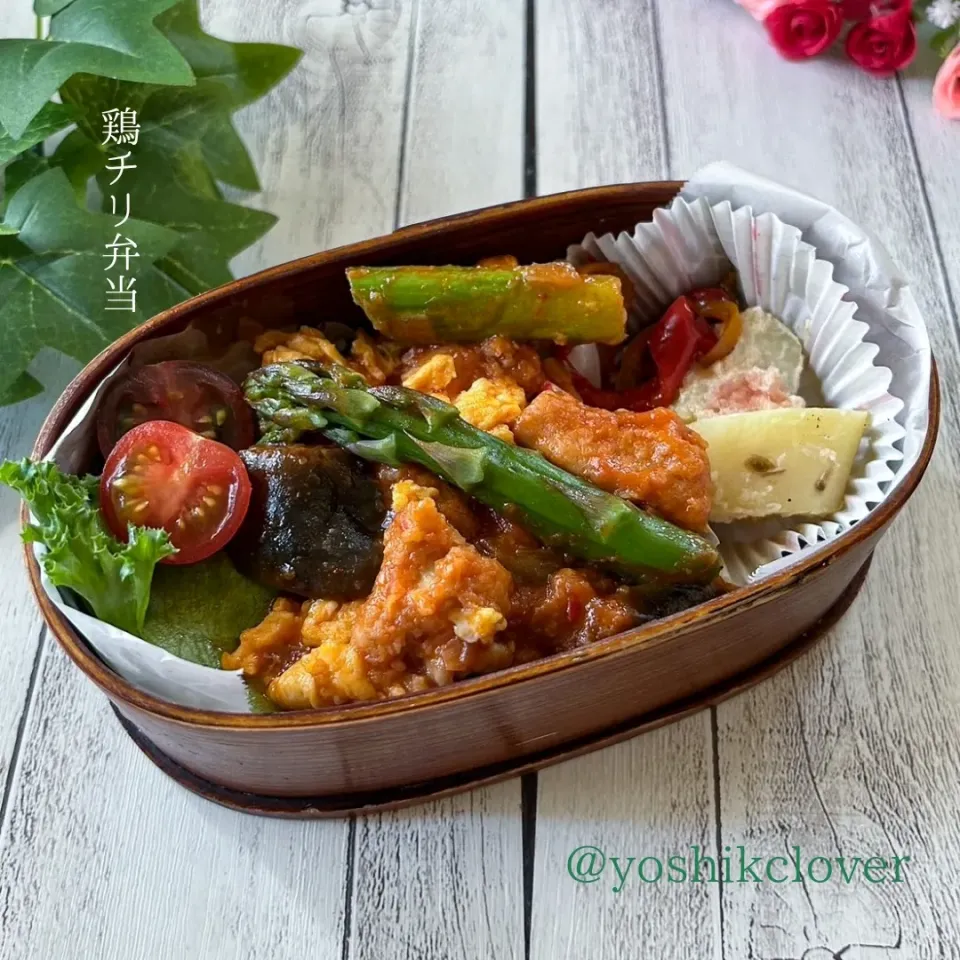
[0,458,175,636]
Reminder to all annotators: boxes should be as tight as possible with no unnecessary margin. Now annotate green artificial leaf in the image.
[0,0,194,140]
[63,77,279,293]
[57,0,301,293]
[3,151,50,206]
[0,0,301,403]
[199,113,260,191]
[0,167,187,399]
[34,0,81,15]
[141,553,277,668]
[0,373,44,405]
[0,103,76,166]
[931,25,960,59]
[49,128,107,201]
[117,141,276,293]
[154,1,302,109]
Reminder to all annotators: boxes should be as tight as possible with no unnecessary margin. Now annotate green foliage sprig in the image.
[0,0,302,404]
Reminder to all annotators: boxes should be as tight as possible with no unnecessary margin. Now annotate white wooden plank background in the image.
[347,4,525,959]
[531,3,721,958]
[657,3,960,957]
[2,0,960,956]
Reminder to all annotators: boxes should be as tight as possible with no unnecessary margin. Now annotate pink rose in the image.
[934,47,960,120]
[736,0,785,20]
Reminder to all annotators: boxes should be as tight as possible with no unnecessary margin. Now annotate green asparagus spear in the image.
[244,362,718,582]
[346,263,627,345]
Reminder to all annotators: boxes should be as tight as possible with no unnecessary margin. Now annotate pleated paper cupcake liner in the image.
[568,182,926,585]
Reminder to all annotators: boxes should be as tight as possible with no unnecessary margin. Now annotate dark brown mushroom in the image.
[229,444,385,601]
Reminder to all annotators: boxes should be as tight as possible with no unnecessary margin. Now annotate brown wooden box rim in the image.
[25,181,940,735]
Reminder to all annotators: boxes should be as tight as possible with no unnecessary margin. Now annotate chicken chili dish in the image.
[3,255,870,712]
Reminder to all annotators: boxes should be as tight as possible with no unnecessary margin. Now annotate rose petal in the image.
[765,1,844,60]
[736,0,785,19]
[841,0,912,21]
[934,46,960,120]
[845,16,917,76]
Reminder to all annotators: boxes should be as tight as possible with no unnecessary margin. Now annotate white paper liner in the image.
[568,164,930,584]
[31,163,932,711]
[37,334,252,713]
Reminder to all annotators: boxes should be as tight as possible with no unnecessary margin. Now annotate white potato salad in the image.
[667,299,869,524]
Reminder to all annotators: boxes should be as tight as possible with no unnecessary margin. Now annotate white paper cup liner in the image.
[568,194,914,585]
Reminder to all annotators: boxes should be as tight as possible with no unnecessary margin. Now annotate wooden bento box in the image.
[25,183,940,817]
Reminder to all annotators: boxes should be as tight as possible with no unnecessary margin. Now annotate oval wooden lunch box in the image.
[27,182,939,817]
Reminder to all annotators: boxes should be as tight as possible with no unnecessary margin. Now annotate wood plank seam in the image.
[522,7,537,958]
[0,628,46,843]
[650,0,672,178]
[710,707,727,958]
[340,817,358,960]
[524,0,537,199]
[521,773,537,960]
[394,0,421,229]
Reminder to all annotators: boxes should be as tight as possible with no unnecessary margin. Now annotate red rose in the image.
[765,2,844,61]
[841,0,911,21]
[845,13,917,75]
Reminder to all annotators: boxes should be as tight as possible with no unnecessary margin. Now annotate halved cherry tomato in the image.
[100,421,251,565]
[96,361,255,458]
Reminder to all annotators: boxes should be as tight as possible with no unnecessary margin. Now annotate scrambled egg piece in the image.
[399,336,544,400]
[255,326,399,385]
[255,326,349,367]
[350,330,399,384]
[453,377,526,443]
[222,598,305,683]
[267,493,513,710]
[401,352,458,396]
[390,478,439,511]
[376,465,481,540]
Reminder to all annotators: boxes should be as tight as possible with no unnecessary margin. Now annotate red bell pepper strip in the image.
[687,286,736,311]
[555,295,718,411]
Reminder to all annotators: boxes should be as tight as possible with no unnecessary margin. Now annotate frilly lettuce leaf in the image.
[0,458,175,635]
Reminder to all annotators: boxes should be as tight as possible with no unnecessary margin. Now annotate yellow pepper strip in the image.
[697,301,742,367]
